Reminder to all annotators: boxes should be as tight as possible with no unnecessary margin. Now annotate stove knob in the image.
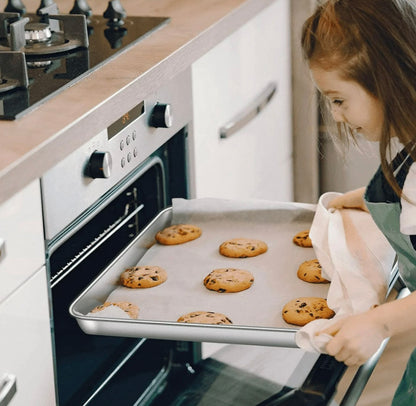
[149,103,172,128]
[87,151,112,179]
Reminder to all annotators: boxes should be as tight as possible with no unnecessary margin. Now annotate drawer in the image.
[0,180,45,302]
[191,0,293,201]
[0,266,55,405]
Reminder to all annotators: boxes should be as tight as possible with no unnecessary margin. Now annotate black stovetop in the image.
[0,14,169,120]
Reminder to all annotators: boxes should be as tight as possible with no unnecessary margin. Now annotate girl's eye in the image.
[332,99,344,106]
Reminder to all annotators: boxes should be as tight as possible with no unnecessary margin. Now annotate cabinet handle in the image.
[219,82,277,139]
[0,238,5,263]
[0,374,17,406]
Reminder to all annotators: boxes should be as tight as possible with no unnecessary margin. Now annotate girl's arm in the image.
[328,186,369,212]
[319,290,416,366]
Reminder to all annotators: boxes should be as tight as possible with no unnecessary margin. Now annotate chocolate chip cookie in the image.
[90,301,139,319]
[293,230,313,247]
[219,238,268,258]
[177,311,233,325]
[297,259,329,283]
[120,265,167,288]
[203,268,254,293]
[155,224,202,245]
[282,297,334,326]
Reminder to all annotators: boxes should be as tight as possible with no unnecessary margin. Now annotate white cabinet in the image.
[0,266,56,406]
[190,0,293,201]
[0,180,45,301]
[0,181,55,405]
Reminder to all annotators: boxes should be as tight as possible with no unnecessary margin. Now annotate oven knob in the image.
[87,151,112,179]
[149,103,172,128]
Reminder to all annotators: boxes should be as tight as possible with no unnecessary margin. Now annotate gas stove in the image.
[0,0,169,120]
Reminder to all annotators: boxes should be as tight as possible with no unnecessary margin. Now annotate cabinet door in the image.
[0,267,56,406]
[191,0,292,201]
[0,180,45,302]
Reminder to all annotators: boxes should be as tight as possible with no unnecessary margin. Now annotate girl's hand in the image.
[328,187,369,212]
[318,311,389,366]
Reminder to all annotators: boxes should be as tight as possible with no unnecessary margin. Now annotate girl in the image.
[301,0,416,404]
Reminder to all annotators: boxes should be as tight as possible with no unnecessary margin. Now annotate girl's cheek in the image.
[331,109,344,123]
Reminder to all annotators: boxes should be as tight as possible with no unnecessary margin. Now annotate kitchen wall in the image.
[290,0,319,203]
[319,133,380,194]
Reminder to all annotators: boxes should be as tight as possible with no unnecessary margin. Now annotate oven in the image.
[40,63,199,405]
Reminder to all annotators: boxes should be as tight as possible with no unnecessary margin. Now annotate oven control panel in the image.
[86,102,173,179]
[41,68,192,240]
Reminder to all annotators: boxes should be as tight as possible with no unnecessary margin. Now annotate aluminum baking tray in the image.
[70,199,330,348]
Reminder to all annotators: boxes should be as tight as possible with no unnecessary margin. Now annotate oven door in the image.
[46,129,200,406]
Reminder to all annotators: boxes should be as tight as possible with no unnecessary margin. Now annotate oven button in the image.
[87,151,112,178]
[149,103,172,128]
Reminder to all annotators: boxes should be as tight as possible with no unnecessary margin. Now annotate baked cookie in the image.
[219,238,268,258]
[177,311,233,325]
[120,265,167,288]
[155,224,202,245]
[282,297,335,326]
[297,259,329,283]
[203,268,254,293]
[293,230,313,247]
[90,301,139,319]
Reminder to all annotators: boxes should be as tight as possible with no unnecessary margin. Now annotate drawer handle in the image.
[219,82,277,139]
[0,239,5,262]
[0,374,17,406]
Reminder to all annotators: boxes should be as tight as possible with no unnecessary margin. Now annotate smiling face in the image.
[310,65,384,142]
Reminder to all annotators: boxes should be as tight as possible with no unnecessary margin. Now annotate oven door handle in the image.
[219,82,277,139]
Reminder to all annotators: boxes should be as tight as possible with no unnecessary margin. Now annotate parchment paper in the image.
[95,197,331,329]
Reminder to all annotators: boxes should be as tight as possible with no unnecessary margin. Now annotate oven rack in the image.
[50,203,144,288]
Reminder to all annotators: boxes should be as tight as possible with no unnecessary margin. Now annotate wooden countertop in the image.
[0,0,275,204]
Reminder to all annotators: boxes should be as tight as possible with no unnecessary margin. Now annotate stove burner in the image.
[4,14,89,55]
[25,22,52,43]
[0,2,89,56]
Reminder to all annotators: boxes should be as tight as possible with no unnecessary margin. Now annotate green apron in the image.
[364,149,416,405]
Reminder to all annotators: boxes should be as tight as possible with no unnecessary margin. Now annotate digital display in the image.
[107,101,145,140]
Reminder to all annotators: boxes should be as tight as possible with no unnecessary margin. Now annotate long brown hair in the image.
[301,0,416,198]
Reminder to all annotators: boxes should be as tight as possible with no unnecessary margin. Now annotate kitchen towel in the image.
[296,192,396,353]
